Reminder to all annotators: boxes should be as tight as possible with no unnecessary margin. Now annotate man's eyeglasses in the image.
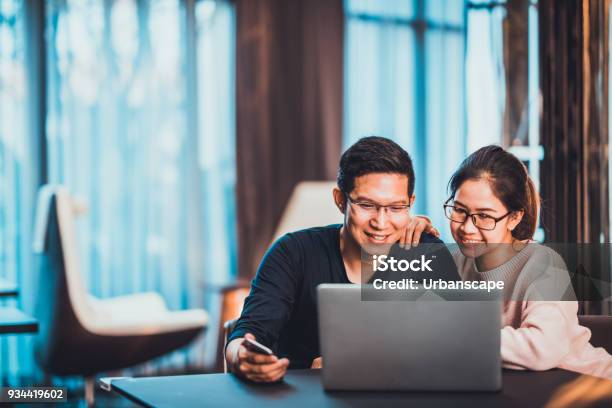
[443,203,511,231]
[347,196,410,215]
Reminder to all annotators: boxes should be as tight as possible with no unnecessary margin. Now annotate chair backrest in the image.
[215,283,250,372]
[222,318,239,373]
[578,315,612,353]
[32,186,95,371]
[272,181,342,242]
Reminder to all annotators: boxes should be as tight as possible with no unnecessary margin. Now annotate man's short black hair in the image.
[337,136,415,197]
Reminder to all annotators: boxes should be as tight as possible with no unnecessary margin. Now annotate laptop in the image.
[317,284,502,391]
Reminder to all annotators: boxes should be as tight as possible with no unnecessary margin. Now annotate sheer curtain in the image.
[465,1,506,152]
[466,0,542,239]
[343,0,465,241]
[0,0,42,384]
[45,0,236,372]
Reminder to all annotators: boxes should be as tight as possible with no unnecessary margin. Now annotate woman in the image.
[445,145,612,379]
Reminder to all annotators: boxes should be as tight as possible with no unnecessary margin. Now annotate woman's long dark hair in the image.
[448,145,540,241]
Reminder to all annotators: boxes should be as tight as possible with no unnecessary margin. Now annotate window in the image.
[0,0,39,382]
[0,0,235,382]
[466,0,542,239]
[344,0,465,240]
[0,1,27,285]
[344,0,543,240]
[45,0,237,369]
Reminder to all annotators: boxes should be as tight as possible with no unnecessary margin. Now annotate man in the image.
[225,136,458,382]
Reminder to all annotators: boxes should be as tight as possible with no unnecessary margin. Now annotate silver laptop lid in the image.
[317,284,502,391]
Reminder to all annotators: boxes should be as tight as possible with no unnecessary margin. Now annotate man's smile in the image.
[364,231,392,242]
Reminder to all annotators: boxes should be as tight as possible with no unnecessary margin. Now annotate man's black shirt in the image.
[228,224,460,369]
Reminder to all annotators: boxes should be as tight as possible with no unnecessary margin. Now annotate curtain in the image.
[343,0,465,242]
[44,0,236,373]
[465,1,506,152]
[0,0,36,384]
[467,0,542,239]
[502,0,528,147]
[235,0,344,278]
[539,0,610,314]
[539,0,610,244]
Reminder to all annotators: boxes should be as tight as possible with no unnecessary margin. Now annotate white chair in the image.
[272,181,342,241]
[32,185,208,404]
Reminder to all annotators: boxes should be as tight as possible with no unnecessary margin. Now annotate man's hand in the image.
[311,357,323,369]
[400,215,439,248]
[226,333,289,383]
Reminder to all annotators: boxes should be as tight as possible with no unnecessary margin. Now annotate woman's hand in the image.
[400,215,439,248]
[311,357,323,369]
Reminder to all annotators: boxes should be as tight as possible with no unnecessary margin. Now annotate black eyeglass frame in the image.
[443,202,512,231]
[346,195,411,213]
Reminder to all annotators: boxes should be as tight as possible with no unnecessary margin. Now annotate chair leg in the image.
[42,373,52,385]
[85,376,94,406]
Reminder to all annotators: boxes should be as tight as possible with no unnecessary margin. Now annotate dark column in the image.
[539,0,610,314]
[235,0,344,277]
[539,0,609,244]
[503,0,529,146]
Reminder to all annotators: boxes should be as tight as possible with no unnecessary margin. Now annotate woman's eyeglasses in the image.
[443,203,511,231]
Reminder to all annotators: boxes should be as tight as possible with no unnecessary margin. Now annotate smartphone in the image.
[243,337,273,355]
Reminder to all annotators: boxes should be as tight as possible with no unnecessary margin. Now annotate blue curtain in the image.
[4,0,236,382]
[465,0,542,240]
[465,0,506,151]
[0,0,40,385]
[45,0,236,372]
[343,0,466,242]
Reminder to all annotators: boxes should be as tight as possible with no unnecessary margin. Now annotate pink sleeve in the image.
[501,301,577,370]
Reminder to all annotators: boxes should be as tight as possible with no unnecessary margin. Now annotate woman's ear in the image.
[508,210,524,231]
[333,188,346,214]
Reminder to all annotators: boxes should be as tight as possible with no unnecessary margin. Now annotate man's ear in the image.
[409,194,416,208]
[333,188,346,214]
[508,210,524,231]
